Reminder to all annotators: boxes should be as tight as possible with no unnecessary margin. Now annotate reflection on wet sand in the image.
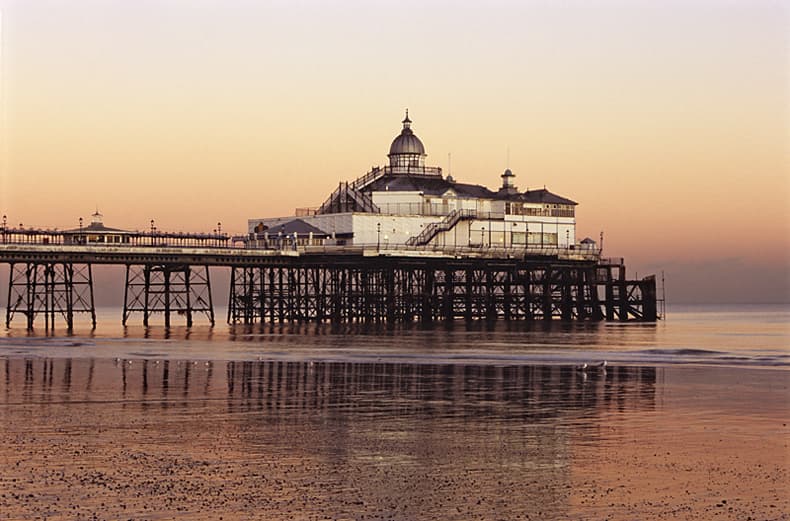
[3,357,657,417]
[0,357,659,520]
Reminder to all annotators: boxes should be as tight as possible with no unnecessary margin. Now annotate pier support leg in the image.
[4,262,95,330]
[421,268,434,324]
[227,267,236,325]
[123,264,214,327]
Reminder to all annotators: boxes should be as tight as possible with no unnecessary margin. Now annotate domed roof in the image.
[388,111,425,157]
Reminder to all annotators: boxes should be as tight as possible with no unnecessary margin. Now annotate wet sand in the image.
[0,359,787,520]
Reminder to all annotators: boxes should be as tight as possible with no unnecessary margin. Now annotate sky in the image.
[0,0,788,303]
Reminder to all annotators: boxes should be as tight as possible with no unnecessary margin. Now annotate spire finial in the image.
[402,108,411,128]
[91,207,103,225]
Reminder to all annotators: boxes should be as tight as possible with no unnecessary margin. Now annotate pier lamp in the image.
[481,227,485,247]
[566,229,570,247]
[2,214,6,243]
[377,222,381,250]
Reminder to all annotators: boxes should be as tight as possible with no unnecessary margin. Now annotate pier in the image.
[0,226,658,330]
[0,113,665,330]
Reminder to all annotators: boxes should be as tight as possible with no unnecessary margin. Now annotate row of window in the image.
[507,206,574,218]
[65,235,131,244]
[510,232,559,245]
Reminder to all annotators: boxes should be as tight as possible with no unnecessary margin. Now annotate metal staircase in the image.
[317,182,380,214]
[406,209,477,246]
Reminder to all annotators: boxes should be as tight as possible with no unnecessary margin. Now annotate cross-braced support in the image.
[122,264,214,327]
[225,260,620,325]
[5,262,96,330]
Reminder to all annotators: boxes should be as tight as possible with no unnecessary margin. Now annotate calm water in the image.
[0,305,788,520]
[2,304,788,368]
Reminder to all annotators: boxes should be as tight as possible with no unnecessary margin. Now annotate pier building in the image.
[62,211,134,245]
[248,112,578,251]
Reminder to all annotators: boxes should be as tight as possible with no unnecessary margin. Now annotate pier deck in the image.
[0,243,658,329]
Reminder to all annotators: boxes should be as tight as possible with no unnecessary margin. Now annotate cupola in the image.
[388,110,426,169]
[499,168,518,195]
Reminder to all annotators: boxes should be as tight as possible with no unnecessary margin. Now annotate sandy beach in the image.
[0,358,787,521]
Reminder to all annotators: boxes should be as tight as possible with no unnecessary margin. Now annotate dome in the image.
[388,110,427,169]
[388,111,426,157]
[389,130,425,156]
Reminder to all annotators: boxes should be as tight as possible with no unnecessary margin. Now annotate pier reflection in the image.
[0,356,658,519]
[0,357,656,416]
[224,360,657,419]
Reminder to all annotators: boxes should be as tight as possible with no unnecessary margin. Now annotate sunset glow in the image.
[1,0,787,302]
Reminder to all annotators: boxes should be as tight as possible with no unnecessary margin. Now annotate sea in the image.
[0,304,788,520]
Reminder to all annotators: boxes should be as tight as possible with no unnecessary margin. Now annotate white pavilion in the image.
[248,112,580,251]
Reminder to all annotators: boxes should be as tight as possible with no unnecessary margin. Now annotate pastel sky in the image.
[1,0,788,303]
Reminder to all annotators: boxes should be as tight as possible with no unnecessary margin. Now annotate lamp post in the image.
[481,227,485,247]
[1,214,5,243]
[525,222,529,252]
[377,222,381,251]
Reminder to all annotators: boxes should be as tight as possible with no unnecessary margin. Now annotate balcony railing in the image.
[351,165,443,190]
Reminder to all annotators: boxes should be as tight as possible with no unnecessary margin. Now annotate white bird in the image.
[575,363,588,372]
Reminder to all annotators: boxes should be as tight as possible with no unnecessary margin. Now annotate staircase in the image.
[406,209,476,246]
[317,182,380,214]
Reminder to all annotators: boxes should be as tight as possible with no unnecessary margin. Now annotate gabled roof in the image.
[62,222,135,234]
[453,182,497,199]
[506,188,577,206]
[258,219,329,237]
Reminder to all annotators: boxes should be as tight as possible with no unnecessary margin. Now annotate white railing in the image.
[0,238,602,262]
